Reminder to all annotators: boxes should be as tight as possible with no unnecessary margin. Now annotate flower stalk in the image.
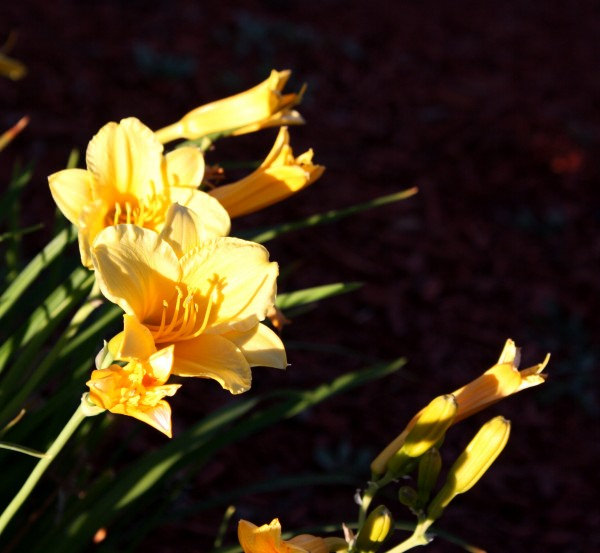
[0,403,88,536]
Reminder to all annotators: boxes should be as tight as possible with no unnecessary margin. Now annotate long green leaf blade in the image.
[244,188,418,243]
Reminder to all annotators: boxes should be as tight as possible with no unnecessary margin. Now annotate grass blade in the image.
[244,188,418,244]
[276,282,362,311]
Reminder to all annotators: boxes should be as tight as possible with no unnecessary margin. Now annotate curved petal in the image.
[119,400,174,438]
[224,323,287,369]
[77,198,111,268]
[159,202,229,258]
[169,187,231,238]
[164,146,205,187]
[148,344,175,383]
[48,168,94,225]
[180,237,278,333]
[86,117,164,200]
[91,225,181,323]
[172,334,252,394]
[117,314,157,360]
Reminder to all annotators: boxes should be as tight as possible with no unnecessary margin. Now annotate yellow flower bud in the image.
[386,395,457,476]
[427,416,511,521]
[355,506,393,553]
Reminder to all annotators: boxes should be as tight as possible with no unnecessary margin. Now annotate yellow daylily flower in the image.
[87,344,180,437]
[48,117,230,267]
[91,204,287,395]
[155,70,304,143]
[371,339,549,475]
[238,519,328,553]
[209,126,325,218]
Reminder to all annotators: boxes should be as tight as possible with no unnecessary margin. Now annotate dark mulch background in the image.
[2,1,599,552]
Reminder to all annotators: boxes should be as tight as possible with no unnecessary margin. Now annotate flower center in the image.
[105,194,169,229]
[148,284,218,344]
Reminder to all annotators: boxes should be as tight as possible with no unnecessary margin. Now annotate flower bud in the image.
[398,486,418,509]
[417,447,442,507]
[427,416,511,521]
[355,505,393,553]
[386,395,457,476]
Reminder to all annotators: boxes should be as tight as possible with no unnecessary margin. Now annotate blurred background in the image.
[1,1,599,551]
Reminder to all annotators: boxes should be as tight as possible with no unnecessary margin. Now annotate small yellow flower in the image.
[155,70,304,143]
[371,339,548,475]
[87,344,180,437]
[209,127,325,218]
[92,204,287,395]
[49,117,230,267]
[238,519,328,553]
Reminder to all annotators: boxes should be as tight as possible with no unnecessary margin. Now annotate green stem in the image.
[0,404,86,536]
[384,519,433,553]
[357,481,378,527]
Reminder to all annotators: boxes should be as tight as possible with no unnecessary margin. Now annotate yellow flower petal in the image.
[172,334,252,394]
[120,400,174,438]
[48,169,94,225]
[91,225,181,323]
[209,127,324,218]
[155,70,304,143]
[86,117,164,200]
[238,519,317,553]
[116,314,157,360]
[148,345,175,383]
[77,199,111,268]
[162,193,230,250]
[180,238,278,333]
[224,323,287,369]
[163,146,205,187]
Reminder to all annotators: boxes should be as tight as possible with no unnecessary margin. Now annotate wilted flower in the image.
[49,117,230,267]
[238,519,327,553]
[155,70,304,143]
[87,344,180,437]
[209,127,325,218]
[92,204,286,394]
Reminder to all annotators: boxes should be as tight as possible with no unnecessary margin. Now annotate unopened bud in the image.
[94,341,113,370]
[355,505,393,553]
[427,416,511,521]
[417,447,442,507]
[387,395,457,476]
[398,486,418,509]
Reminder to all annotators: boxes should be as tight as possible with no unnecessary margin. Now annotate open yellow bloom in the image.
[49,117,230,267]
[371,339,549,475]
[238,519,328,553]
[87,344,180,437]
[91,204,287,394]
[155,70,304,143]
[209,127,325,218]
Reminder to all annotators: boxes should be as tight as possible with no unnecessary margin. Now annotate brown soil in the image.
[1,1,599,552]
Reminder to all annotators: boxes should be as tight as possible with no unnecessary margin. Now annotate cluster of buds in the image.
[237,339,549,553]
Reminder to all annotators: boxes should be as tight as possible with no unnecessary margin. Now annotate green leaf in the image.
[276,282,362,311]
[243,188,418,243]
[34,358,405,552]
[0,441,47,459]
[0,224,44,244]
[0,226,77,321]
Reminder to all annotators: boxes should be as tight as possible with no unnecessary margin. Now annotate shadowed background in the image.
[1,1,599,552]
